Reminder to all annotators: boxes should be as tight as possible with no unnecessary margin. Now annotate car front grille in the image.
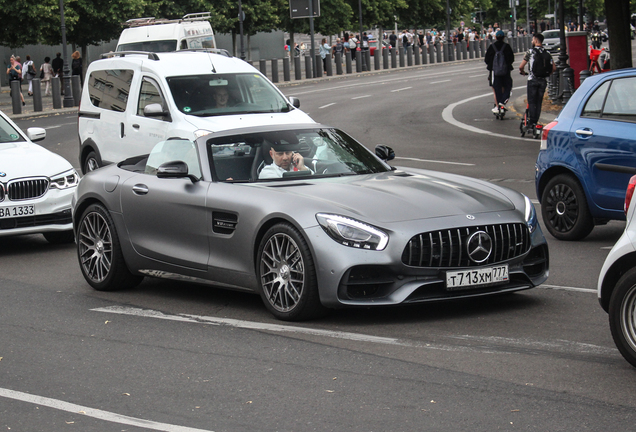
[7,177,49,201]
[0,183,4,202]
[402,223,531,268]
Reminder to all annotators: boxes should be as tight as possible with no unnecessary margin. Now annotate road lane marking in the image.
[351,95,372,100]
[430,80,450,84]
[442,85,537,142]
[319,103,336,109]
[0,388,213,432]
[391,87,412,92]
[395,156,475,166]
[468,74,484,78]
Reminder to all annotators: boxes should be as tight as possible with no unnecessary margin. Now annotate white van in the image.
[77,51,312,174]
[116,12,217,52]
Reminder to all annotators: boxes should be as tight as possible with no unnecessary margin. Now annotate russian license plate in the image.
[0,204,35,218]
[445,264,509,290]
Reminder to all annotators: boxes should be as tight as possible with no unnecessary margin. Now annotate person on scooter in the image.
[519,33,556,129]
[485,30,515,115]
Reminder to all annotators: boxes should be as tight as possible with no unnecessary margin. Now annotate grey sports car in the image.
[72,124,549,321]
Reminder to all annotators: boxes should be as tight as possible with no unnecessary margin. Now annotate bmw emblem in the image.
[467,231,493,263]
[0,172,5,177]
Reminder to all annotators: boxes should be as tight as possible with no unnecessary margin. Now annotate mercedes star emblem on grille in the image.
[467,230,493,263]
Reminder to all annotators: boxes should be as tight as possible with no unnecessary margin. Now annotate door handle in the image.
[133,124,140,129]
[575,128,593,136]
[120,122,125,138]
[132,184,149,195]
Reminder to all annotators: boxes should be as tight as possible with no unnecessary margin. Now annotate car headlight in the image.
[316,213,388,251]
[523,195,538,233]
[50,169,79,190]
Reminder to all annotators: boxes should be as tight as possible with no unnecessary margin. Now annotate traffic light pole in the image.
[526,0,530,34]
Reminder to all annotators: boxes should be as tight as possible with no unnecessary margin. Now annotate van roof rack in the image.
[177,48,232,58]
[101,51,160,61]
[124,12,211,28]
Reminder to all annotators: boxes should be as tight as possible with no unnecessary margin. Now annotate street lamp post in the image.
[238,0,245,60]
[59,0,74,107]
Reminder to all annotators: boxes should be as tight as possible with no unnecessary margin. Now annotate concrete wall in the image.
[1,31,284,87]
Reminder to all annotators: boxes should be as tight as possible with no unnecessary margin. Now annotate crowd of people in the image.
[5,51,83,102]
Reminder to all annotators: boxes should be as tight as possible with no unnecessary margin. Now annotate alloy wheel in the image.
[78,211,113,283]
[259,232,305,313]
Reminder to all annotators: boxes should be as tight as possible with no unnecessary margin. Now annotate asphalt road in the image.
[2,59,635,431]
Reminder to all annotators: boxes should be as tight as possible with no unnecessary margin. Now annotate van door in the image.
[124,76,172,157]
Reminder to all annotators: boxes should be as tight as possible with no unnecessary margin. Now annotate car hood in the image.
[258,170,516,224]
[184,109,314,133]
[0,141,73,179]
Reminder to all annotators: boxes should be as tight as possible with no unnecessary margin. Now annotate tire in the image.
[609,267,636,367]
[82,151,101,175]
[257,222,327,321]
[520,121,526,137]
[541,174,594,240]
[43,230,74,244]
[77,203,143,291]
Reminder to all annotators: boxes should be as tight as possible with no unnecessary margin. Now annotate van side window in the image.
[87,69,134,111]
[138,77,166,118]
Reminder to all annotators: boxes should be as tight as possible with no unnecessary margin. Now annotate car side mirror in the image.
[375,145,395,161]
[26,127,46,142]
[157,161,199,182]
[288,97,300,108]
[144,103,170,119]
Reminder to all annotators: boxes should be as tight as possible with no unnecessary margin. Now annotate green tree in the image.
[0,0,69,48]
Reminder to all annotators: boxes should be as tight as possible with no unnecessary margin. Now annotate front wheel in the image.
[541,174,594,240]
[82,151,101,175]
[77,203,143,291]
[609,268,636,367]
[257,223,327,321]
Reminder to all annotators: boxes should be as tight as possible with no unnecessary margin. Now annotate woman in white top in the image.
[40,57,54,96]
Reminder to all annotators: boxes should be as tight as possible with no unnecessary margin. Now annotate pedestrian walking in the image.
[519,33,556,127]
[485,30,515,114]
[389,31,397,48]
[319,38,331,72]
[23,55,37,96]
[40,57,54,96]
[71,51,83,84]
[52,52,63,77]
[6,55,25,106]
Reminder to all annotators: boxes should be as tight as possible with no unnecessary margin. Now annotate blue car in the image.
[536,68,636,240]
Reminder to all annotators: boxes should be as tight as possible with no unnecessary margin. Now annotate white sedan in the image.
[0,111,78,243]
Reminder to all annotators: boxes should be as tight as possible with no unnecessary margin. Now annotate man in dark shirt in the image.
[51,52,63,77]
[484,30,515,113]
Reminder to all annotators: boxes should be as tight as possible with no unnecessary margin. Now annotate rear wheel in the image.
[77,203,143,291]
[541,174,594,240]
[609,268,636,367]
[257,222,327,321]
[82,151,101,175]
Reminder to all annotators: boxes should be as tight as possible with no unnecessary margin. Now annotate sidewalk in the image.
[1,87,77,120]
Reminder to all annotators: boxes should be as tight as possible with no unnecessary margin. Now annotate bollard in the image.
[406,46,413,66]
[325,54,333,76]
[481,40,486,57]
[335,52,343,75]
[421,45,428,64]
[10,80,22,114]
[447,43,454,61]
[429,44,435,64]
[414,44,421,65]
[305,56,313,79]
[315,54,323,78]
[436,43,442,63]
[374,50,381,70]
[259,59,267,77]
[270,59,279,83]
[391,47,397,68]
[461,40,467,60]
[399,47,405,67]
[51,77,62,109]
[365,50,371,72]
[456,43,461,62]
[382,47,389,69]
[294,57,302,80]
[346,51,353,74]
[71,75,81,106]
[283,57,291,81]
[32,79,43,112]
[469,41,474,59]
[355,51,362,72]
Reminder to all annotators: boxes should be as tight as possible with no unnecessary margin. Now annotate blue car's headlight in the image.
[316,213,388,251]
[524,195,538,233]
[49,169,79,190]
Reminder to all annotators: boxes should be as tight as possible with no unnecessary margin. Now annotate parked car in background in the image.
[598,173,636,367]
[73,124,549,321]
[0,110,78,244]
[78,50,312,174]
[535,68,636,240]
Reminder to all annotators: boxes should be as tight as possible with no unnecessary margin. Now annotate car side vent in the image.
[213,211,238,234]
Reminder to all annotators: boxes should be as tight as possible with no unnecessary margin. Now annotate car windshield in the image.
[207,128,391,182]
[166,73,291,116]
[117,40,178,52]
[542,31,560,38]
[0,116,25,143]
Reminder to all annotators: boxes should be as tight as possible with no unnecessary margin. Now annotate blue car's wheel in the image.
[609,268,636,368]
[541,174,594,241]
